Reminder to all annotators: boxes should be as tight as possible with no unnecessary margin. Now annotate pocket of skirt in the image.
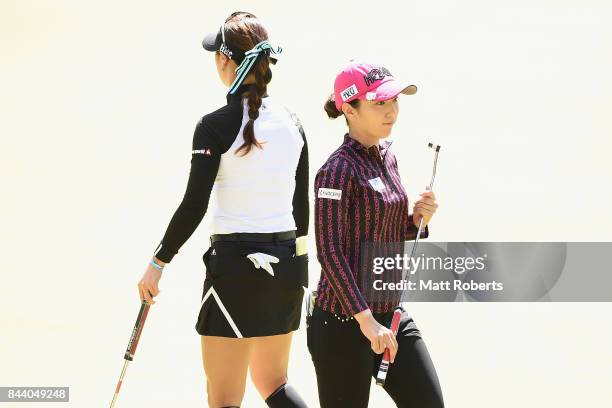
[202,246,214,269]
[270,253,308,289]
[206,253,253,281]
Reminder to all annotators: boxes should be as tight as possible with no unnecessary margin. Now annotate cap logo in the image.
[340,84,358,101]
[363,67,392,87]
[366,92,377,101]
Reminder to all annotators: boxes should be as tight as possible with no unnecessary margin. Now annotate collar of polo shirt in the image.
[343,133,393,158]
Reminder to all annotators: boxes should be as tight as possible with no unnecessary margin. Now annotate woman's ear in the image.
[342,102,356,120]
[218,52,229,70]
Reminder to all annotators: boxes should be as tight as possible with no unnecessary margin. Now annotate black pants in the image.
[307,306,444,408]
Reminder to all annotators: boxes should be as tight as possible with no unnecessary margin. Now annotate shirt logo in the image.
[340,84,358,102]
[368,177,386,192]
[192,148,212,156]
[318,188,342,200]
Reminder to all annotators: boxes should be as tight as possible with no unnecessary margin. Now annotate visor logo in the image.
[220,43,233,59]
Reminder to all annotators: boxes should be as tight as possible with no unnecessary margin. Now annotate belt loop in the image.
[273,232,279,245]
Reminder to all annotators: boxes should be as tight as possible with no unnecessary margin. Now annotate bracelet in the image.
[150,258,164,272]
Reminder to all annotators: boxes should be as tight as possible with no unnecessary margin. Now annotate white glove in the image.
[246,252,279,276]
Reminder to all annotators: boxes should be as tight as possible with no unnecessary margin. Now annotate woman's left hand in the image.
[412,189,438,228]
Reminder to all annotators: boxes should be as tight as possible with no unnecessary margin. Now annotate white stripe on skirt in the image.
[200,286,244,338]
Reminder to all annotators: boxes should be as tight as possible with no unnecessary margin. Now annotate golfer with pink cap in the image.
[307,61,444,407]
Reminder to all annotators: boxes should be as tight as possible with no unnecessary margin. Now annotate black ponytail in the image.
[323,93,360,121]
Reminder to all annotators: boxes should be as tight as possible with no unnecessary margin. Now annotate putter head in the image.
[428,142,441,152]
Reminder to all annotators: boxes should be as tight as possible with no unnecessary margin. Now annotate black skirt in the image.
[195,237,308,338]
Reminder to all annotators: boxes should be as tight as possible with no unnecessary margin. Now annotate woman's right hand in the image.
[138,258,164,305]
[355,309,398,363]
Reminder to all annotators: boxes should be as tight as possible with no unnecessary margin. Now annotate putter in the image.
[110,299,151,407]
[375,142,441,386]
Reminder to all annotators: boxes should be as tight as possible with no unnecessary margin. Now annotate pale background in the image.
[1,0,611,407]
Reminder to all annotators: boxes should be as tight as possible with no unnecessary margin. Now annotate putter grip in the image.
[382,309,401,361]
[123,300,151,361]
[375,308,402,385]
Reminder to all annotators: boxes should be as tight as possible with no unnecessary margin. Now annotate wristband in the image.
[150,258,164,272]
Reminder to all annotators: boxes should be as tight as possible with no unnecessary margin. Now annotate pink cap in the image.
[333,61,417,111]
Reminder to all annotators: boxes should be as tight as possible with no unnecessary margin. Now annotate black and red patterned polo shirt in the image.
[314,133,429,316]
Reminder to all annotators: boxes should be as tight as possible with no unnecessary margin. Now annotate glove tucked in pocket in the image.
[246,252,280,276]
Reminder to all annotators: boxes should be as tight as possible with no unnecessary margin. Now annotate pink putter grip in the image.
[382,309,401,361]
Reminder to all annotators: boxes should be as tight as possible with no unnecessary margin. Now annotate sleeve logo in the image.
[318,188,342,200]
[192,148,212,156]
